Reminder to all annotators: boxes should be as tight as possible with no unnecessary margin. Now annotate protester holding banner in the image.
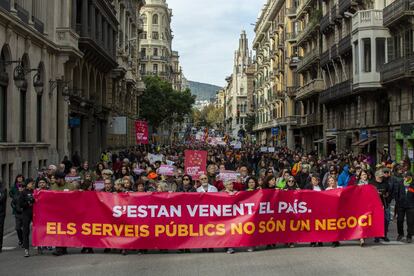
[19,178,35,257]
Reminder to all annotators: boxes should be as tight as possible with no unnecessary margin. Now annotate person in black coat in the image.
[0,179,7,253]
[395,171,414,243]
[305,175,324,247]
[19,178,35,257]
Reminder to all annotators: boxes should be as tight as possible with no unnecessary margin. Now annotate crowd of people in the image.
[0,143,413,257]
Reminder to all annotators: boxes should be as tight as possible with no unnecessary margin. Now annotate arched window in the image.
[152,14,158,25]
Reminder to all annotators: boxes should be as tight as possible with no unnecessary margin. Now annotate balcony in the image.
[320,50,330,67]
[297,0,313,18]
[381,56,414,84]
[297,48,320,73]
[275,116,300,126]
[383,0,414,27]
[330,44,338,60]
[352,10,383,31]
[300,113,322,127]
[287,6,297,17]
[296,18,319,45]
[319,80,352,104]
[286,86,297,97]
[320,13,330,33]
[286,32,297,42]
[338,34,351,55]
[295,79,325,100]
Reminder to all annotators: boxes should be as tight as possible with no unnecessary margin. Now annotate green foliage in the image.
[140,76,195,129]
[192,104,224,129]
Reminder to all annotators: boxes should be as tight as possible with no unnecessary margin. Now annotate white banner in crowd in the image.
[218,171,240,182]
[148,153,164,164]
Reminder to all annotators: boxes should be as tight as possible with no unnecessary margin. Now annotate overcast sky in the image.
[168,0,265,87]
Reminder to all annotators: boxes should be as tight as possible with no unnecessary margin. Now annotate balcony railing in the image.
[297,48,320,72]
[320,50,330,67]
[287,6,297,17]
[286,86,297,97]
[296,17,319,45]
[15,3,29,24]
[319,80,352,104]
[338,34,351,55]
[295,79,325,100]
[300,113,322,126]
[381,55,414,83]
[331,44,338,60]
[286,32,297,41]
[275,116,300,126]
[297,0,312,18]
[352,10,383,31]
[383,0,414,26]
[320,13,330,32]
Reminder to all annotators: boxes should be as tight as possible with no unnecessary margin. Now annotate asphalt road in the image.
[1,226,413,276]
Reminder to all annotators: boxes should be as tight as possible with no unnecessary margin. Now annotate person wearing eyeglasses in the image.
[305,175,324,247]
[178,175,196,192]
[196,174,218,193]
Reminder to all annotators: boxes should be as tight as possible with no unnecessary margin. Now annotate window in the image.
[153,48,158,56]
[354,41,359,74]
[363,38,371,72]
[36,95,42,142]
[152,32,159,40]
[140,64,146,74]
[0,86,6,142]
[20,90,26,142]
[376,38,385,72]
[141,31,147,39]
[141,48,146,58]
[152,14,158,25]
[153,64,158,74]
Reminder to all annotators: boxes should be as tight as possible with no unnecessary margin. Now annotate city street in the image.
[1,223,413,276]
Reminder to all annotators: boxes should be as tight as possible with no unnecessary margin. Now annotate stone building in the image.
[223,31,253,138]
[252,0,298,148]
[108,0,146,150]
[0,0,82,185]
[319,0,390,161]
[139,0,185,91]
[381,0,414,166]
[0,0,146,186]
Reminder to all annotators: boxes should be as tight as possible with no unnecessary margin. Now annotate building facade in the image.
[108,0,146,150]
[139,0,183,88]
[381,0,414,166]
[223,31,253,138]
[249,0,406,162]
[0,0,82,185]
[0,0,146,186]
[252,0,298,148]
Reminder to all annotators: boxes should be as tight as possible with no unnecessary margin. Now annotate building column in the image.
[89,2,96,39]
[81,0,88,36]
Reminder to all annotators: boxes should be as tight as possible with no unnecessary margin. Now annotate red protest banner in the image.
[135,120,148,144]
[184,150,207,180]
[32,186,384,250]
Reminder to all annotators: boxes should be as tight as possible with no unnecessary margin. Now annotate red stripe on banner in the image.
[32,186,384,249]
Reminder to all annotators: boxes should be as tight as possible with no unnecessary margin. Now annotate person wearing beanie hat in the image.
[395,171,414,243]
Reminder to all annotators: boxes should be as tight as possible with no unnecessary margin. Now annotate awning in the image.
[359,137,376,147]
[314,137,335,143]
[352,137,376,147]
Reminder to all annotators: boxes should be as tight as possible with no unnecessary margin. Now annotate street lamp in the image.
[33,71,44,96]
[49,78,71,97]
[13,63,27,89]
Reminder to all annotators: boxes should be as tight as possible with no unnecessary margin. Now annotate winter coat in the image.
[337,165,350,187]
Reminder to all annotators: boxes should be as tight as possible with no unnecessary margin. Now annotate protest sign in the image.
[184,150,207,180]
